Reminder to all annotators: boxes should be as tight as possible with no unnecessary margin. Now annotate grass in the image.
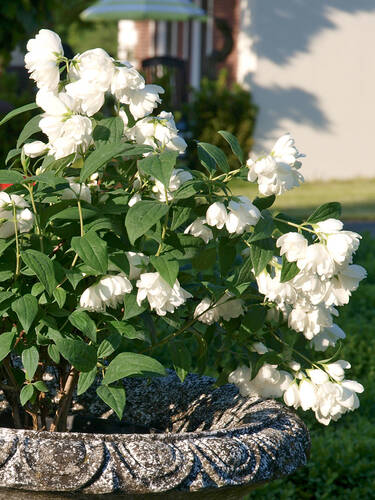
[230,178,375,221]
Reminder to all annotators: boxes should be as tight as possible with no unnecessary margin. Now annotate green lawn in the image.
[230,178,375,221]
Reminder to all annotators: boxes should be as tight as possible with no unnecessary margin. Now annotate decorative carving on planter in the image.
[0,372,310,497]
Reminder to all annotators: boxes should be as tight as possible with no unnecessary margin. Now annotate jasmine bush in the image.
[0,29,368,435]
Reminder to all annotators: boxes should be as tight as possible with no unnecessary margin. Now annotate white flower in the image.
[276,232,308,262]
[129,111,187,154]
[69,48,115,92]
[136,272,192,316]
[231,363,293,399]
[65,80,105,117]
[323,264,367,307]
[298,379,318,410]
[225,196,261,234]
[194,297,219,325]
[80,274,132,312]
[23,141,48,158]
[310,323,346,351]
[325,360,351,382]
[61,178,91,203]
[206,202,227,229]
[184,218,213,244]
[251,342,269,354]
[315,218,343,233]
[247,154,303,196]
[0,193,34,238]
[36,89,93,159]
[228,365,252,387]
[306,368,329,385]
[288,303,334,339]
[111,64,145,101]
[271,133,304,166]
[283,381,301,409]
[152,169,192,202]
[128,193,141,207]
[297,243,336,278]
[256,266,297,306]
[313,379,363,425]
[314,219,361,265]
[125,85,164,120]
[125,252,149,280]
[24,29,63,91]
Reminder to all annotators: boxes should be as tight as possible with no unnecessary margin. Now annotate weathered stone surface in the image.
[0,372,310,497]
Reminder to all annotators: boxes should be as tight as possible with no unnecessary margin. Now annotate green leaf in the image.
[109,321,146,341]
[77,367,97,396]
[53,288,66,308]
[97,332,122,358]
[170,204,193,231]
[5,149,21,165]
[0,331,17,361]
[139,151,178,188]
[123,292,147,320]
[42,153,75,173]
[280,256,300,283]
[11,295,38,333]
[69,310,97,342]
[71,231,108,274]
[197,142,229,173]
[150,255,179,287]
[125,200,169,244]
[48,343,60,364]
[197,145,216,173]
[242,306,266,332]
[33,380,48,392]
[22,346,39,381]
[192,247,216,271]
[0,170,24,185]
[66,270,85,290]
[0,102,38,127]
[93,117,124,146]
[253,195,276,211]
[51,206,98,222]
[20,384,35,406]
[168,341,191,382]
[26,172,68,188]
[21,250,56,296]
[103,352,166,384]
[96,384,126,420]
[218,130,244,163]
[16,114,42,148]
[80,143,132,182]
[173,180,206,200]
[250,238,275,276]
[53,337,97,372]
[219,239,236,276]
[248,212,274,242]
[109,253,130,275]
[306,202,342,224]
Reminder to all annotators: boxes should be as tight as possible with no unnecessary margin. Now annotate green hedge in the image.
[246,231,375,499]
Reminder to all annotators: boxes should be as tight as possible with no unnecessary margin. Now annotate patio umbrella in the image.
[80,0,207,22]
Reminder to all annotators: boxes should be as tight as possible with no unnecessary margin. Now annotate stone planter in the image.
[0,372,310,498]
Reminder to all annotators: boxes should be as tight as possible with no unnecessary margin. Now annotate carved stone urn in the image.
[0,372,310,498]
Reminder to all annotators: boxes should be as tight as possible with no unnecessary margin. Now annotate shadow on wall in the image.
[242,0,375,142]
[250,0,375,65]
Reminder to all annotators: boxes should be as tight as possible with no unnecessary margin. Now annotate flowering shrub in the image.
[0,29,366,431]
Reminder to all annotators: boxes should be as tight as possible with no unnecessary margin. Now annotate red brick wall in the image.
[213,0,239,84]
[133,21,152,70]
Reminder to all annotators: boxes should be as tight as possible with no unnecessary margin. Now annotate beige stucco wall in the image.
[237,0,375,181]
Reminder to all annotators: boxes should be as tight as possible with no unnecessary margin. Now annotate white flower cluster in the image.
[247,134,304,196]
[80,274,132,312]
[136,272,192,316]
[230,361,364,425]
[128,111,187,154]
[0,193,34,238]
[22,29,185,163]
[257,219,366,348]
[194,292,245,324]
[205,196,261,235]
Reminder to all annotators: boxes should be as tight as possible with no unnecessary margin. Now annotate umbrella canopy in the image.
[80,0,207,22]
